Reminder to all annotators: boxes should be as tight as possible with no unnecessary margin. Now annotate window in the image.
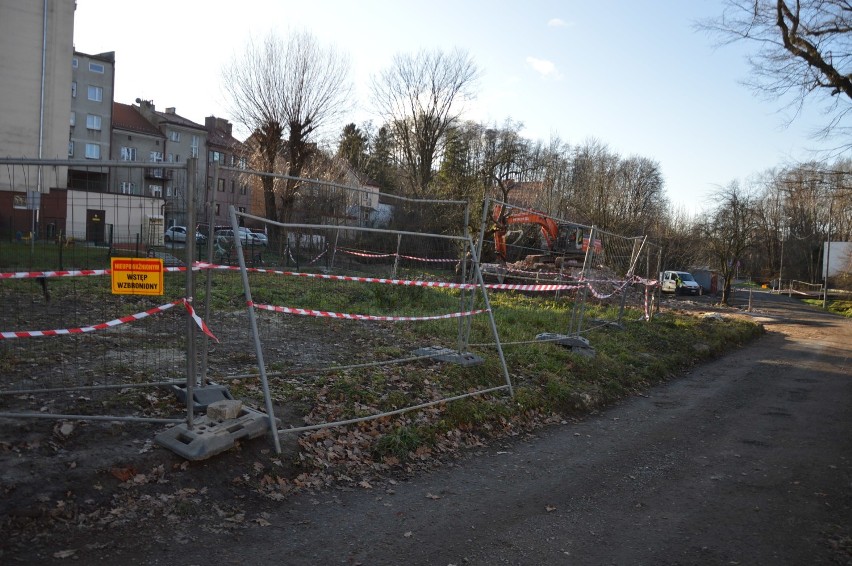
[70,112,75,126]
[68,141,74,157]
[217,178,225,191]
[165,186,173,197]
[84,143,100,159]
[167,153,174,163]
[86,114,102,130]
[89,62,105,73]
[169,131,181,142]
[215,204,220,215]
[190,135,199,158]
[87,85,103,102]
[72,57,78,68]
[71,81,77,98]
[120,182,136,195]
[120,146,137,161]
[238,157,247,169]
[240,184,248,195]
[148,151,164,177]
[175,154,180,162]
[231,180,235,193]
[209,150,225,163]
[238,207,246,214]
[149,185,162,197]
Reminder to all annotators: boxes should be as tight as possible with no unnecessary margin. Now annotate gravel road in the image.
[22,290,852,565]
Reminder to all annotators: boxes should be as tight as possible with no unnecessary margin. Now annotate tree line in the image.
[222,0,852,302]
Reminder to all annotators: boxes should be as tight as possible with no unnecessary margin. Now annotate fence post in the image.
[199,161,219,387]
[184,158,197,428]
[228,205,282,454]
[568,225,596,336]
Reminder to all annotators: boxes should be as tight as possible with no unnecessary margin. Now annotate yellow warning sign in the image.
[111,257,164,295]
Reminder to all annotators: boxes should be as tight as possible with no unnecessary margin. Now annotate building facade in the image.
[0,0,75,191]
[68,50,115,191]
[204,116,251,229]
[135,100,207,228]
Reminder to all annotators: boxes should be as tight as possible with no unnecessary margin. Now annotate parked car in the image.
[661,270,702,295]
[247,228,268,246]
[164,225,206,244]
[239,227,268,247]
[214,228,265,247]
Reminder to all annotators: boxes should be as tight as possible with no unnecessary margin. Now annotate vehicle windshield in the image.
[677,273,695,282]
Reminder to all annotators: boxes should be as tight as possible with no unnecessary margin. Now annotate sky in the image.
[73,0,846,215]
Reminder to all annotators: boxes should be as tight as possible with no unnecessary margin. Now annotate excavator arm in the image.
[493,204,560,260]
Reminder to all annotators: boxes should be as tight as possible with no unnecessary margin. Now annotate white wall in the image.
[823,241,852,278]
[66,190,165,243]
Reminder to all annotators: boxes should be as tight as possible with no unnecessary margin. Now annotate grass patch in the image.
[373,425,422,460]
[802,298,852,318]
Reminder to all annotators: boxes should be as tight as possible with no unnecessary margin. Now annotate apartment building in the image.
[135,100,207,228]
[0,0,75,191]
[0,2,259,239]
[68,50,115,191]
[110,102,167,198]
[204,116,251,228]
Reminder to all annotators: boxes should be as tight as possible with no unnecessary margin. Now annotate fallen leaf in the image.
[53,549,77,558]
[110,467,136,482]
[404,531,413,538]
[546,505,557,512]
[426,493,441,500]
[359,480,373,489]
[254,517,271,527]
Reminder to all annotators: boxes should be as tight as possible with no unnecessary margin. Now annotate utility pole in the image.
[823,198,832,309]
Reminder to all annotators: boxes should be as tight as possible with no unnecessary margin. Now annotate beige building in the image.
[135,100,207,228]
[0,0,75,191]
[68,50,115,191]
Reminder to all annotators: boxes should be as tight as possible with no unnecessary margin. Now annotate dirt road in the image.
[17,291,852,565]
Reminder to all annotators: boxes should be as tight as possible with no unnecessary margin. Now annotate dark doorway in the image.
[86,209,105,244]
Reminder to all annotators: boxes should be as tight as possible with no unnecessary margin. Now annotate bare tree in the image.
[565,139,621,229]
[700,1,852,140]
[223,30,352,224]
[369,48,479,197]
[612,156,666,235]
[697,181,760,304]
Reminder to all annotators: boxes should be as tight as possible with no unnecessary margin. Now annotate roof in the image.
[153,109,206,132]
[205,117,246,152]
[111,103,163,137]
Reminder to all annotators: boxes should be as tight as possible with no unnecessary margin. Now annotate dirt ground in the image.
[2,289,850,565]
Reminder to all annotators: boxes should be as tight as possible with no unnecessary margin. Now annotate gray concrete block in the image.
[207,399,243,421]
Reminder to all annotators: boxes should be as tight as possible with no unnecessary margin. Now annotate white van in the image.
[661,270,702,295]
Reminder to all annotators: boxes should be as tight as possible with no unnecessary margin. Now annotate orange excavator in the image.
[492,204,594,262]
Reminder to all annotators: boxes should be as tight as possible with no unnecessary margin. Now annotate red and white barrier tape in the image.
[182,298,219,343]
[644,285,651,320]
[501,266,570,278]
[338,248,396,259]
[0,268,110,279]
[307,248,328,265]
[249,301,487,322]
[195,262,583,292]
[338,248,457,264]
[1,298,218,342]
[285,246,298,264]
[399,254,458,264]
[0,266,187,279]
